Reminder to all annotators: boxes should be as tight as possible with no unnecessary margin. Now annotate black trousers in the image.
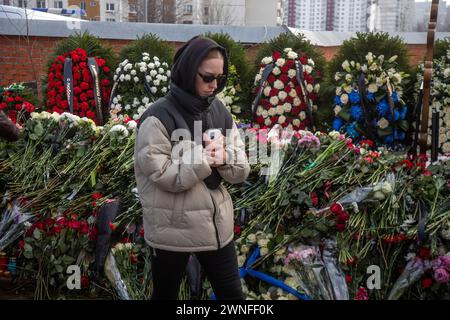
[150,241,243,300]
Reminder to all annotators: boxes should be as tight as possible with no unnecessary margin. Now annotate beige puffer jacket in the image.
[134,115,250,252]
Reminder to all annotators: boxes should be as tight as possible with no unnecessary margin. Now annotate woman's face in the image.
[195,57,224,97]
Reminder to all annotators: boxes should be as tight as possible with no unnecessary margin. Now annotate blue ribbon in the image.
[211,246,311,300]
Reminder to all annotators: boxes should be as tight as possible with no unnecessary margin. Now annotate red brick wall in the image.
[0,34,429,100]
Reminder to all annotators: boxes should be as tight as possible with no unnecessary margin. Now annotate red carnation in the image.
[80,275,90,289]
[103,66,110,73]
[337,212,350,223]
[256,116,265,124]
[79,62,87,69]
[108,222,117,231]
[130,252,138,264]
[418,247,431,260]
[310,192,319,207]
[6,97,14,103]
[269,88,279,97]
[80,82,89,90]
[345,275,352,284]
[234,225,241,235]
[300,56,308,64]
[86,110,95,120]
[139,226,145,238]
[279,74,289,84]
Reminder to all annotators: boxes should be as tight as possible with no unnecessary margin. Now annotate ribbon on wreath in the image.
[64,58,74,114]
[210,245,311,300]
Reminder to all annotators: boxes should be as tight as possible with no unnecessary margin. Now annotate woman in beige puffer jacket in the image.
[134,36,250,300]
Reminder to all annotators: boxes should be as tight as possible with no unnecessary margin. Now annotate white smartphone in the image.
[206,129,221,140]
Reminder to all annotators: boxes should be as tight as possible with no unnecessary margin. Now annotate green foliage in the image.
[434,37,450,59]
[119,33,175,66]
[203,32,253,119]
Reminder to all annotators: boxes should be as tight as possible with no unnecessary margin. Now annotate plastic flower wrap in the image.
[283,244,335,299]
[110,53,170,121]
[332,53,410,146]
[252,48,320,130]
[0,200,34,251]
[415,47,450,154]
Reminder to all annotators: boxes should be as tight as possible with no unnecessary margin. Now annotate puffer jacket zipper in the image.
[209,191,221,249]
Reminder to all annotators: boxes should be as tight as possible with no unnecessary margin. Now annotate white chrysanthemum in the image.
[264,118,272,126]
[134,76,139,83]
[124,63,133,71]
[264,87,271,97]
[377,117,389,129]
[340,94,349,105]
[113,75,118,81]
[158,68,164,74]
[153,80,161,86]
[272,67,281,76]
[139,66,147,73]
[115,67,121,74]
[287,51,298,59]
[161,87,167,94]
[145,75,151,83]
[443,142,450,153]
[142,97,150,104]
[119,74,125,82]
[278,115,286,124]
[166,70,171,77]
[112,97,119,104]
[124,104,131,111]
[269,96,279,106]
[130,69,137,76]
[154,61,161,68]
[276,58,286,67]
[278,91,288,101]
[274,80,284,90]
[150,87,157,94]
[268,107,276,116]
[110,124,129,137]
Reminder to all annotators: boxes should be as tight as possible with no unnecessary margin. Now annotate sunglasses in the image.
[198,72,226,84]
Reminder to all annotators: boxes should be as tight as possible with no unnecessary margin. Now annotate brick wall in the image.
[0,34,429,100]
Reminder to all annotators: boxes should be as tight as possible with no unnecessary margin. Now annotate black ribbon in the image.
[88,58,104,125]
[108,70,124,114]
[64,58,74,114]
[409,83,423,159]
[251,63,274,119]
[431,108,439,162]
[417,200,428,245]
[295,60,315,130]
[357,73,375,141]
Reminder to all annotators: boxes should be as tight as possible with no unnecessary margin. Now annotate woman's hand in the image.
[203,132,227,167]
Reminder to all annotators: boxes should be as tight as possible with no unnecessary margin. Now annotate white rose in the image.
[304,65,313,74]
[278,91,288,101]
[254,73,262,83]
[345,74,353,83]
[272,67,281,76]
[150,87,157,94]
[153,80,161,86]
[287,51,298,59]
[340,94,349,104]
[130,69,137,76]
[276,105,284,115]
[150,70,158,77]
[308,58,315,66]
[134,77,139,83]
[293,119,301,127]
[306,84,314,93]
[276,58,286,67]
[283,48,293,53]
[155,61,161,68]
[115,67,121,74]
[335,73,341,81]
[119,74,125,81]
[145,75,151,82]
[288,69,296,78]
[293,97,301,106]
[268,108,276,116]
[142,97,150,104]
[158,68,164,74]
[269,96,279,106]
[344,85,353,93]
[366,52,374,64]
[166,70,171,77]
[314,84,320,93]
[442,142,450,153]
[262,56,273,65]
[289,89,297,98]
[125,104,131,111]
[261,110,268,118]
[264,87,272,97]
[336,87,342,96]
[443,68,450,78]
[299,111,306,120]
[369,63,378,71]
[264,118,272,126]
[283,103,292,113]
[260,247,269,256]
[342,60,351,72]
[274,80,284,90]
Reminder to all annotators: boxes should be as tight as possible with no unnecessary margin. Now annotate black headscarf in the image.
[168,36,229,189]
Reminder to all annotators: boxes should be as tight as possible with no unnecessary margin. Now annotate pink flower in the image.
[354,287,369,300]
[433,268,449,284]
